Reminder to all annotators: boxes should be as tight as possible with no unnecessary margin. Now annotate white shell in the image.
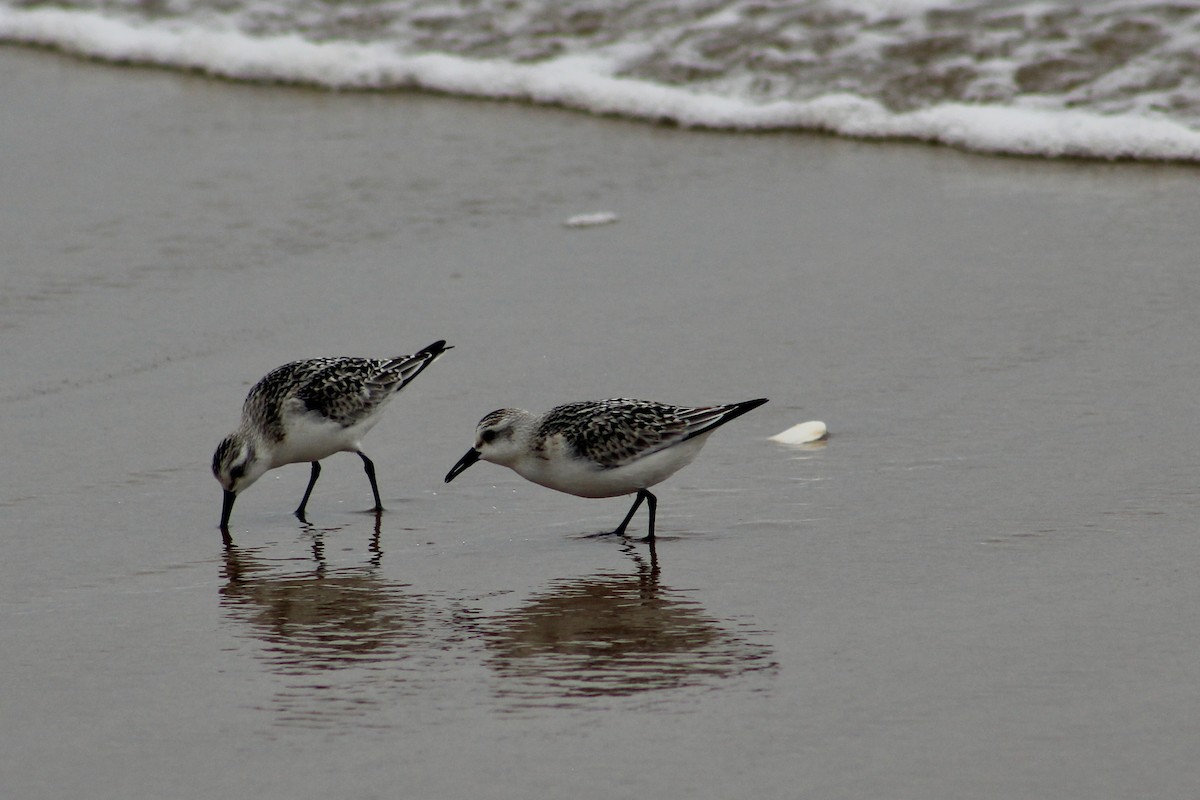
[769,420,828,445]
[563,211,619,228]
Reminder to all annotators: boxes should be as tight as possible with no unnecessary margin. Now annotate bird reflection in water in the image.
[219,519,433,729]
[478,540,777,708]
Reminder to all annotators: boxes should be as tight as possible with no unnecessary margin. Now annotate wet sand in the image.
[4,45,1200,799]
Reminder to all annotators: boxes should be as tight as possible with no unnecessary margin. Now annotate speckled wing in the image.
[293,358,385,425]
[298,345,447,425]
[240,359,345,442]
[542,399,748,469]
[243,341,448,438]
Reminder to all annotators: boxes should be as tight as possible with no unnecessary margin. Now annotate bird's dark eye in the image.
[230,465,245,481]
[481,429,497,444]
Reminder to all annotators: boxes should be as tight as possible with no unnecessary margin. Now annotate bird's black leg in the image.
[606,489,651,537]
[643,490,657,542]
[358,451,383,512]
[295,461,321,520]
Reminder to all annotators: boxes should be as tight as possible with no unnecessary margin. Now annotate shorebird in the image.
[444,397,768,540]
[213,340,450,537]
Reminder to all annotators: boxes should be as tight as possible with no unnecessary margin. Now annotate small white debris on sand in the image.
[769,421,829,445]
[563,211,619,228]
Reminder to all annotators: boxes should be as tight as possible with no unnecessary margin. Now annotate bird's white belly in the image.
[271,414,376,467]
[514,436,708,498]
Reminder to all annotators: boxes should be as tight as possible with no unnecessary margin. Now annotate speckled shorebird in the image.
[213,340,451,537]
[444,397,768,540]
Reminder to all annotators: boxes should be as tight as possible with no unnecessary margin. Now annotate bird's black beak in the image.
[220,489,237,533]
[445,448,482,483]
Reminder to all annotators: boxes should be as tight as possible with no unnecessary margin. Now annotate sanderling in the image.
[444,397,768,540]
[213,340,451,537]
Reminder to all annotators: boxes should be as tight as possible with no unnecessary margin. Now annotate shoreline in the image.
[5,30,1200,163]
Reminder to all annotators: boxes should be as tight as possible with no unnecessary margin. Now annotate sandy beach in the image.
[4,44,1200,799]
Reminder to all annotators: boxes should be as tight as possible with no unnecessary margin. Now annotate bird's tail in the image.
[680,397,769,441]
[372,340,452,393]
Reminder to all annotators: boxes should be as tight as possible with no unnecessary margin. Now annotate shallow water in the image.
[4,47,1200,798]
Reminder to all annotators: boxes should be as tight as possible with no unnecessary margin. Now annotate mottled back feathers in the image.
[241,342,448,443]
[536,398,768,468]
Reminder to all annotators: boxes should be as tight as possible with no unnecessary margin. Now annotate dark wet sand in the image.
[4,44,1200,799]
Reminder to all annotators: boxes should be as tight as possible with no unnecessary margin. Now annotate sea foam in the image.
[4,5,1200,163]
